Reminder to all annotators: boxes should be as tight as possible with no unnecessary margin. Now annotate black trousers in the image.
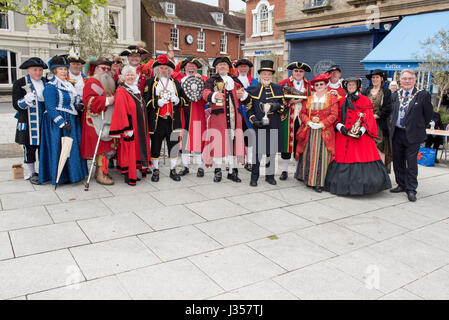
[150,118,179,159]
[425,134,443,151]
[392,128,420,193]
[251,153,276,181]
[281,118,300,160]
[23,144,39,164]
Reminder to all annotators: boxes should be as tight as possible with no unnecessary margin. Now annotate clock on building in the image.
[185,34,194,45]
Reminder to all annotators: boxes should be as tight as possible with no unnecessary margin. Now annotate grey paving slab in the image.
[45,199,113,223]
[318,196,383,215]
[0,190,61,210]
[227,192,288,212]
[27,276,131,300]
[150,188,208,206]
[243,208,314,234]
[262,187,330,205]
[101,193,164,214]
[196,216,272,246]
[0,231,13,261]
[185,198,250,221]
[103,179,158,196]
[138,225,222,261]
[404,268,449,300]
[209,279,298,300]
[247,232,336,271]
[367,206,439,230]
[406,221,449,253]
[296,222,376,255]
[0,180,35,195]
[273,261,384,300]
[117,259,224,299]
[189,244,285,291]
[0,206,53,232]
[77,212,153,243]
[189,183,245,200]
[10,222,90,257]
[54,182,113,202]
[0,249,83,300]
[284,201,351,224]
[134,204,205,231]
[379,289,423,300]
[70,237,160,280]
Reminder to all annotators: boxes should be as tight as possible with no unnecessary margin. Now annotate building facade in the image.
[141,0,245,75]
[276,0,449,81]
[0,0,141,93]
[242,0,286,80]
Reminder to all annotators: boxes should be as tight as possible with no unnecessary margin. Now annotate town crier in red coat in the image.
[202,56,249,183]
[325,77,391,195]
[119,44,151,94]
[81,57,116,185]
[176,56,208,178]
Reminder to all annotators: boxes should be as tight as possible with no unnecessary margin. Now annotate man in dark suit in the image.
[390,69,433,202]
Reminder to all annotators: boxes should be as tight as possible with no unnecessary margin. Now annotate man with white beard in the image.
[81,57,116,185]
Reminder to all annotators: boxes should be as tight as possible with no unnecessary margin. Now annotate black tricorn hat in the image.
[47,55,69,71]
[152,54,176,69]
[213,56,233,69]
[342,76,362,91]
[180,56,203,70]
[287,61,311,72]
[19,57,48,70]
[258,60,275,74]
[366,69,387,81]
[120,45,149,56]
[326,65,342,73]
[234,59,253,68]
[91,57,113,67]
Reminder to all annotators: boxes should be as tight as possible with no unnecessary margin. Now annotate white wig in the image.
[119,66,137,82]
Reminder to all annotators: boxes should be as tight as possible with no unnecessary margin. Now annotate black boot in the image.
[29,173,40,185]
[314,186,323,193]
[151,169,160,182]
[250,180,258,187]
[214,168,222,182]
[265,175,277,185]
[197,168,204,177]
[170,169,181,181]
[279,171,288,181]
[124,174,136,186]
[227,168,242,183]
[178,167,190,176]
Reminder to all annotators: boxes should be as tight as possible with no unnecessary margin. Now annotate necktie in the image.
[399,91,410,127]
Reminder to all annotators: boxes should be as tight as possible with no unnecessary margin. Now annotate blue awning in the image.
[286,24,373,41]
[362,11,449,71]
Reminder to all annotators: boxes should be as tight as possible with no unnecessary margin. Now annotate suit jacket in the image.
[390,87,433,144]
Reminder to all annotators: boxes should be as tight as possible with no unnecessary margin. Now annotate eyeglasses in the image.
[314,82,326,87]
[112,61,122,64]
[99,66,111,71]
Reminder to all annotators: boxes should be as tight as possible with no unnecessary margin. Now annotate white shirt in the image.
[293,79,304,92]
[69,71,85,97]
[30,78,45,102]
[238,74,250,89]
[313,94,326,103]
[125,83,140,95]
[155,77,176,96]
[328,80,342,89]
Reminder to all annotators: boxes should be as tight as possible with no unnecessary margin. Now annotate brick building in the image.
[241,0,286,80]
[141,0,245,75]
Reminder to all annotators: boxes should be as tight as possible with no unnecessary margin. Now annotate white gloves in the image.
[308,121,323,130]
[158,98,169,107]
[24,92,36,105]
[170,95,180,105]
[124,131,134,137]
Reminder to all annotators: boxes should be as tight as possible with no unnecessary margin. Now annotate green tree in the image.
[418,28,449,111]
[0,0,107,27]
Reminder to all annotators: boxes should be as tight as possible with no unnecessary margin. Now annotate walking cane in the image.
[84,111,106,191]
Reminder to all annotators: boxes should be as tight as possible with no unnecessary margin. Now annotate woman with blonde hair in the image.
[110,65,151,185]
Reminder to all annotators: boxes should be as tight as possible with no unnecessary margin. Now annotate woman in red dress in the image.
[325,77,391,195]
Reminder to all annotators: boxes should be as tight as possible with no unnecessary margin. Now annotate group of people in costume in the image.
[12,44,433,201]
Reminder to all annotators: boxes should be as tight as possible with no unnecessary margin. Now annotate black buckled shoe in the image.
[390,186,405,193]
[145,167,152,175]
[227,168,241,183]
[179,167,190,176]
[244,163,252,172]
[279,171,288,181]
[214,168,222,182]
[197,168,204,178]
[29,173,40,185]
[265,176,277,185]
[314,186,323,193]
[407,191,417,202]
[170,169,181,182]
[250,180,258,187]
[151,169,160,182]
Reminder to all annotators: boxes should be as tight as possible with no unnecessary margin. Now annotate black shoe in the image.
[265,176,277,185]
[244,163,252,172]
[279,171,288,181]
[390,186,406,193]
[145,167,152,175]
[227,168,241,183]
[407,191,417,202]
[151,169,160,182]
[314,186,323,193]
[214,168,222,182]
[179,167,190,176]
[170,169,181,182]
[29,173,40,185]
[124,174,136,186]
[141,170,147,179]
[197,168,204,177]
[109,159,115,169]
[250,180,258,187]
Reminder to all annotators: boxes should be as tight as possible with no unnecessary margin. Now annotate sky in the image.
[189,0,246,12]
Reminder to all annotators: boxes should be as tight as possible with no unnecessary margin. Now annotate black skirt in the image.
[324,160,392,196]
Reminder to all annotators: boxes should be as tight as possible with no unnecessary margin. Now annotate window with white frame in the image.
[211,12,224,25]
[0,10,9,30]
[0,50,17,85]
[197,31,205,52]
[165,2,175,16]
[171,27,179,50]
[220,33,227,54]
[108,10,120,39]
[252,0,274,36]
